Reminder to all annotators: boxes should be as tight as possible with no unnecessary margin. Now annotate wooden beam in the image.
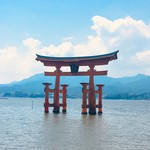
[44,70,108,76]
[43,58,110,67]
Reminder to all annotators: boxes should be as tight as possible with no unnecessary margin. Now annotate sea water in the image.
[0,98,150,150]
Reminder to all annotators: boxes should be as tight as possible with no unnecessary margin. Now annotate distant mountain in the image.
[0,73,150,99]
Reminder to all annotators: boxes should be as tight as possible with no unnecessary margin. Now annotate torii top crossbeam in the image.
[36,50,119,76]
[36,50,119,67]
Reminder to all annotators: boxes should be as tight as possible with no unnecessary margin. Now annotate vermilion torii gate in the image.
[36,50,119,115]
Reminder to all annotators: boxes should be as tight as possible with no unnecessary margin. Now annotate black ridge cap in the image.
[36,50,119,61]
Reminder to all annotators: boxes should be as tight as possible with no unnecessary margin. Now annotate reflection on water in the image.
[0,98,150,150]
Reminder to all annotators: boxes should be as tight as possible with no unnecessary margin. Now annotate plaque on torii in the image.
[36,50,119,115]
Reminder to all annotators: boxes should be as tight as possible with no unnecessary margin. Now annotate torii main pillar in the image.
[88,65,96,115]
[53,65,61,113]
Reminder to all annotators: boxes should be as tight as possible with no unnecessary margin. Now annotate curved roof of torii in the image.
[36,50,119,66]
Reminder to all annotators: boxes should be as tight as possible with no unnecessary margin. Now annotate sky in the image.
[0,0,150,83]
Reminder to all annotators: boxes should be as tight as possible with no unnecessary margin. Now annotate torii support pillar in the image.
[61,84,68,113]
[88,65,96,115]
[96,84,104,114]
[53,66,61,114]
[81,83,89,115]
[43,83,51,113]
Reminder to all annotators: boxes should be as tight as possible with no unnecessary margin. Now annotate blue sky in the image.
[0,0,150,83]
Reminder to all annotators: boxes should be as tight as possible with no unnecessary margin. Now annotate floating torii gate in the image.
[36,50,119,115]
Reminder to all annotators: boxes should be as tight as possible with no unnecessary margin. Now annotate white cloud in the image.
[0,47,22,83]
[63,36,74,41]
[23,38,41,48]
[0,42,42,83]
[90,16,150,77]
[73,35,107,56]
[134,50,150,65]
[39,41,74,56]
[92,16,150,38]
[1,16,150,83]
